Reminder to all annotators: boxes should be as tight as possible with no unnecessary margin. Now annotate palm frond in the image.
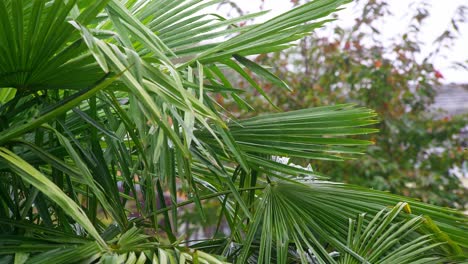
[234,182,466,263]
[0,0,105,90]
[340,202,447,263]
[0,147,107,249]
[0,0,466,263]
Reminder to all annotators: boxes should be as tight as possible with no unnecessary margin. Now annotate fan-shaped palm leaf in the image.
[0,0,466,263]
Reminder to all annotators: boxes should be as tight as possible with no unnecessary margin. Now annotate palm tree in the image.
[0,0,466,263]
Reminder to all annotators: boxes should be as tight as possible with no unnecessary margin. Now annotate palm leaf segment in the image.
[341,202,449,264]
[0,0,466,263]
[236,184,465,263]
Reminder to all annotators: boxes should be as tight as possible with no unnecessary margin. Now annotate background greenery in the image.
[222,0,468,209]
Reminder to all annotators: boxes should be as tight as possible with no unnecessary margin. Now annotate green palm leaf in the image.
[233,182,466,263]
[339,202,452,264]
[0,0,466,263]
[0,0,105,90]
[0,147,107,249]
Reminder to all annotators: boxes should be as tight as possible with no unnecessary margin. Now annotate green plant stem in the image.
[135,186,266,220]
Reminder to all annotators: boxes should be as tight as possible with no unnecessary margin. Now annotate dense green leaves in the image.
[0,147,107,249]
[235,183,466,263]
[0,0,466,263]
[340,202,447,264]
[0,0,105,90]
[228,0,468,209]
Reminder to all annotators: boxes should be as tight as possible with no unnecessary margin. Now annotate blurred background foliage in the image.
[219,0,468,209]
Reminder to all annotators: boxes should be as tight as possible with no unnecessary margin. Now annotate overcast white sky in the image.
[219,0,468,83]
